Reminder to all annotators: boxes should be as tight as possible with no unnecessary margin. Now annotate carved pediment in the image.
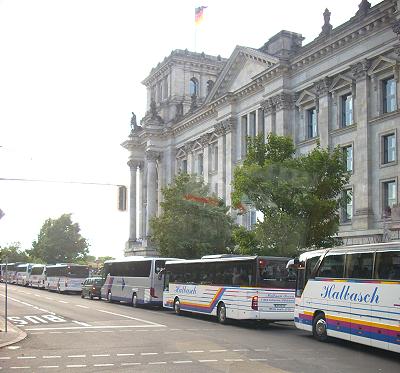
[192,140,203,152]
[329,74,353,92]
[368,56,398,76]
[206,46,278,104]
[295,90,316,107]
[176,147,186,159]
[208,132,219,144]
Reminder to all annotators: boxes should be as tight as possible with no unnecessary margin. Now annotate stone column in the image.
[128,160,139,241]
[215,122,227,200]
[351,59,373,229]
[200,134,211,185]
[186,143,194,174]
[145,150,160,237]
[314,77,332,148]
[262,98,275,139]
[273,93,294,137]
[224,118,235,206]
[138,162,144,239]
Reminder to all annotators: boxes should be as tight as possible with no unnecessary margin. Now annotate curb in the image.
[0,320,27,348]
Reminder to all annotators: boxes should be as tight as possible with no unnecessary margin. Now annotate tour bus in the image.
[3,262,23,283]
[163,255,296,323]
[101,257,180,306]
[29,264,46,288]
[15,263,34,286]
[46,263,89,293]
[287,242,400,353]
[0,264,4,282]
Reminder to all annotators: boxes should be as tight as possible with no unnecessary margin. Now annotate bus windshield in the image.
[257,258,296,289]
[68,266,89,278]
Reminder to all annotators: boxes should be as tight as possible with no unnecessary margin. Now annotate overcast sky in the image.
[0,0,380,259]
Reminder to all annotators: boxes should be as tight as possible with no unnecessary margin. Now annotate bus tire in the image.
[132,293,138,308]
[89,292,94,300]
[81,292,84,298]
[173,298,181,315]
[217,302,227,324]
[313,313,328,342]
[107,291,113,303]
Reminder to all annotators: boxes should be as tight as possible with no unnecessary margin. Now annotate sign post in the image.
[5,258,8,333]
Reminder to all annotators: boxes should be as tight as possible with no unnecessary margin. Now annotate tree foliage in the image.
[28,214,89,263]
[0,242,30,262]
[150,173,233,259]
[232,134,350,256]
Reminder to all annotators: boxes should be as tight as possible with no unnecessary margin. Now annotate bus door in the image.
[152,260,166,300]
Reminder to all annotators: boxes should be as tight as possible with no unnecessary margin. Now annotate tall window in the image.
[342,188,353,222]
[343,145,353,172]
[249,111,256,137]
[383,77,397,114]
[197,153,204,175]
[383,133,396,164]
[307,108,317,138]
[258,108,265,139]
[212,145,218,171]
[181,159,188,173]
[341,94,353,127]
[190,77,199,96]
[241,115,248,156]
[383,180,396,215]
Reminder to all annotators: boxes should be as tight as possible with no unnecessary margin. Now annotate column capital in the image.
[271,93,295,111]
[261,98,275,114]
[145,150,161,162]
[351,59,371,81]
[127,159,141,170]
[314,77,332,96]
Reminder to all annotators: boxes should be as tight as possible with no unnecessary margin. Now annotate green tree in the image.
[232,134,350,256]
[28,214,89,263]
[150,173,233,259]
[0,242,29,262]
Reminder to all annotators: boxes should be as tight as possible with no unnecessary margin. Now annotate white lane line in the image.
[93,364,114,367]
[249,358,268,362]
[233,349,249,352]
[254,349,269,352]
[92,354,110,357]
[39,366,59,369]
[209,349,227,352]
[187,350,204,353]
[224,358,244,362]
[49,332,63,334]
[173,360,193,364]
[58,301,68,304]
[9,367,30,369]
[72,320,91,327]
[84,330,97,333]
[25,324,164,331]
[75,305,89,309]
[17,357,36,359]
[45,297,53,300]
[42,356,61,359]
[116,353,135,356]
[68,355,86,358]
[66,331,80,334]
[141,352,158,356]
[0,294,55,315]
[101,330,113,333]
[66,365,86,368]
[199,360,218,363]
[30,332,44,335]
[0,357,11,360]
[170,328,181,331]
[121,363,141,366]
[149,362,166,365]
[164,351,182,355]
[95,309,165,327]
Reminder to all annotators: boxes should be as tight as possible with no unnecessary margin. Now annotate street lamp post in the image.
[4,258,8,333]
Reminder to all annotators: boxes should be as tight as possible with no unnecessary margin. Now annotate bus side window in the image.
[375,251,400,280]
[345,252,373,279]
[316,254,345,279]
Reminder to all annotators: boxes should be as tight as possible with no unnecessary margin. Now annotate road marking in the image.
[141,352,158,356]
[116,353,135,356]
[66,365,86,368]
[149,362,166,365]
[170,328,181,331]
[58,301,68,304]
[39,366,59,369]
[224,359,244,362]
[68,355,86,358]
[17,357,36,359]
[95,309,165,327]
[75,305,89,309]
[45,297,53,300]
[254,349,269,352]
[34,294,41,297]
[249,358,268,362]
[72,320,91,327]
[49,332,62,334]
[121,363,141,366]
[164,351,182,355]
[233,349,249,352]
[9,367,30,369]
[42,356,61,359]
[101,330,113,333]
[199,360,218,363]
[92,354,110,357]
[187,350,204,353]
[25,324,164,331]
[0,357,11,360]
[66,331,80,334]
[209,349,227,352]
[93,364,114,367]
[173,360,193,364]
[84,330,97,333]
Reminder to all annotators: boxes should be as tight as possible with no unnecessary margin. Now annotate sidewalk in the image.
[0,316,27,348]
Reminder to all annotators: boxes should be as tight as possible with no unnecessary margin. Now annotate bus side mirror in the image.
[287,258,304,270]
[158,268,165,281]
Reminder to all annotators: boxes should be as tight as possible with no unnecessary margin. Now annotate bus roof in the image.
[45,263,88,268]
[104,257,182,264]
[165,255,291,265]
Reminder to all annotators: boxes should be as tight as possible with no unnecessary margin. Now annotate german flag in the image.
[195,6,207,26]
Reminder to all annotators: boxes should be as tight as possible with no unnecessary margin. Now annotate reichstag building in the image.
[122,0,400,256]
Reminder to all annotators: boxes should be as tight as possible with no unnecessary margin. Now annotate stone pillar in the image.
[145,150,160,237]
[351,59,373,229]
[262,98,275,139]
[128,160,139,241]
[273,93,294,137]
[215,122,226,200]
[185,142,193,174]
[138,162,144,239]
[224,118,235,206]
[314,77,332,148]
[200,134,211,185]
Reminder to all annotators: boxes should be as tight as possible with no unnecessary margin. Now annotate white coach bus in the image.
[163,255,296,323]
[29,264,46,288]
[46,263,89,293]
[288,242,400,353]
[15,263,34,286]
[101,257,179,306]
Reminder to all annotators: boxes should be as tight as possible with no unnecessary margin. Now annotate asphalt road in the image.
[0,283,398,372]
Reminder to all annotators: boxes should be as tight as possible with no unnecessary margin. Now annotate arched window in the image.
[207,80,214,94]
[190,77,199,96]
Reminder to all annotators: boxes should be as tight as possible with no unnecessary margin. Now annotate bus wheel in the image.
[80,292,84,298]
[107,291,113,303]
[89,292,94,300]
[173,298,181,315]
[132,293,138,308]
[313,313,328,342]
[217,302,227,324]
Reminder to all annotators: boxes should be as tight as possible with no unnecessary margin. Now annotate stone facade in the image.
[122,0,400,256]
